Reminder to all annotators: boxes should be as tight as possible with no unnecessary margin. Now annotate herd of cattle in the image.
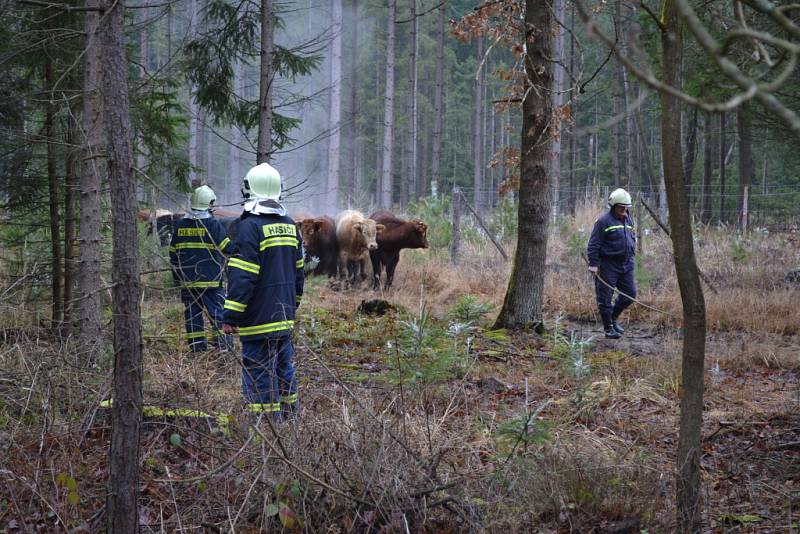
[138,208,429,290]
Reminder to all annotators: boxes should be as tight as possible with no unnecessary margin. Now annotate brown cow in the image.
[297,216,339,277]
[368,210,428,290]
[335,209,384,284]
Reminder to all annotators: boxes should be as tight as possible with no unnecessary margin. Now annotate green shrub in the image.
[406,195,452,249]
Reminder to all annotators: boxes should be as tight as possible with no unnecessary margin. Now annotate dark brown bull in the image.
[296,215,339,277]
[368,210,428,290]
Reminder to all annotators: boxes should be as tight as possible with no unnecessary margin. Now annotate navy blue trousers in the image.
[241,336,298,419]
[181,287,232,352]
[595,261,637,328]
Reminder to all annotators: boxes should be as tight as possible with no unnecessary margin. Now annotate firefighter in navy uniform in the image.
[169,185,234,352]
[587,188,637,339]
[221,163,304,421]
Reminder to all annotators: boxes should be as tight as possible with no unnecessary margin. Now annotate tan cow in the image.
[335,209,384,284]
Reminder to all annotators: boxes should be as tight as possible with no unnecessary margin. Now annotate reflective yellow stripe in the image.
[238,320,294,336]
[247,403,281,413]
[281,393,298,404]
[295,258,304,268]
[224,299,247,312]
[100,399,231,435]
[168,246,176,253]
[185,331,206,339]
[219,237,230,250]
[184,281,222,288]
[229,258,260,274]
[259,237,298,250]
[604,225,624,232]
[174,242,216,250]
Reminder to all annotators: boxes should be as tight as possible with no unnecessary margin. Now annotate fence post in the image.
[451,187,461,265]
[742,185,749,235]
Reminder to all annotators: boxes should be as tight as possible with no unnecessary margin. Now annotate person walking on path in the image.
[222,163,304,421]
[170,185,234,352]
[587,188,637,339]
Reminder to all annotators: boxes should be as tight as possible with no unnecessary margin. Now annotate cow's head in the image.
[412,220,429,249]
[356,220,385,250]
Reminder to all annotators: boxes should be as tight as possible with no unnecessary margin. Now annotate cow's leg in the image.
[358,253,368,282]
[385,254,400,289]
[369,250,382,290]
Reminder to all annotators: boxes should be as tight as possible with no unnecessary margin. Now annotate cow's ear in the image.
[313,220,324,232]
[376,224,385,234]
[416,221,427,231]
[354,222,363,232]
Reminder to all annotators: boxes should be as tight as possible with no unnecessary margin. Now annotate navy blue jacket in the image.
[169,215,232,288]
[222,212,304,340]
[587,210,636,268]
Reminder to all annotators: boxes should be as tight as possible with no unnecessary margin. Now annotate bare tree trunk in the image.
[493,0,552,330]
[380,0,396,209]
[568,3,576,213]
[101,0,143,529]
[407,0,418,202]
[64,121,78,333]
[737,103,753,230]
[718,112,726,223]
[188,0,199,183]
[257,0,274,163]
[430,1,444,199]
[684,106,698,186]
[229,60,243,200]
[45,59,63,329]
[552,0,566,219]
[661,5,707,532]
[328,0,343,208]
[473,37,485,215]
[347,0,359,201]
[701,112,713,223]
[79,0,104,355]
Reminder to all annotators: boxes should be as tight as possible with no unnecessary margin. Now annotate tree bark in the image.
[661,4,707,532]
[737,103,753,230]
[328,0,343,208]
[552,0,566,219]
[718,112,726,223]
[101,0,143,529]
[493,0,552,331]
[64,120,78,333]
[257,0,274,163]
[430,1,445,199]
[473,36,485,215]
[684,106,698,186]
[701,112,713,223]
[380,0,396,209]
[188,0,199,184]
[406,0,418,203]
[79,0,104,356]
[45,58,63,329]
[347,0,359,201]
[229,60,243,201]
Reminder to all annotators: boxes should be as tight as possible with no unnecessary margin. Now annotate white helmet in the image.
[242,163,281,201]
[608,188,632,208]
[190,185,216,211]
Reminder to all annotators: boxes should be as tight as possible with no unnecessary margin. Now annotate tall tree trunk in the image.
[380,0,396,209]
[684,106,698,186]
[737,103,753,230]
[473,37,484,215]
[430,1,445,199]
[347,0,359,201]
[701,112,713,223]
[407,0,418,203]
[552,0,566,219]
[64,121,78,333]
[613,0,624,187]
[188,0,199,184]
[79,0,104,356]
[493,0,552,330]
[328,0,343,208]
[257,0,274,163]
[718,112,726,223]
[101,0,143,529]
[661,4,707,531]
[567,3,576,213]
[45,59,63,329]
[229,60,243,201]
